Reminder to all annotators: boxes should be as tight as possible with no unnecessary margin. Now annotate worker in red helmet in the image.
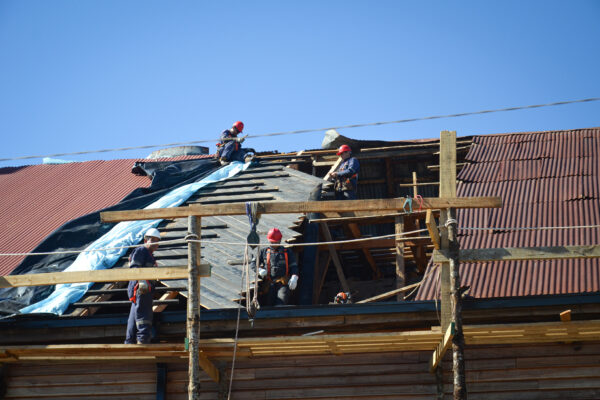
[329,144,360,200]
[216,121,246,165]
[251,227,299,306]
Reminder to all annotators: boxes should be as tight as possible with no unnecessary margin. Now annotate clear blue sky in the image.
[1,1,599,166]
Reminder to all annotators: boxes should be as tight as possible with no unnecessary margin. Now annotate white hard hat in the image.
[144,228,161,240]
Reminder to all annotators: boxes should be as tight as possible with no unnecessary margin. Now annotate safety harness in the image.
[129,280,152,304]
[216,131,240,152]
[265,248,289,283]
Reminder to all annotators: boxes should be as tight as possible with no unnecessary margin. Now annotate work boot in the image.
[219,158,229,166]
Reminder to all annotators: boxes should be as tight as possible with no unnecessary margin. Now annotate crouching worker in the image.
[125,228,161,344]
[251,228,299,306]
[216,121,246,165]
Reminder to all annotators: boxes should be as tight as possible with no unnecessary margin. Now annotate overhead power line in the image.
[1,97,598,163]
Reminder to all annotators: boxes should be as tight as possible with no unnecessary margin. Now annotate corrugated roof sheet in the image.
[0,160,151,276]
[416,128,600,300]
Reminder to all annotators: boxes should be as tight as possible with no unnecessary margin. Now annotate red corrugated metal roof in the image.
[416,128,600,300]
[0,159,153,276]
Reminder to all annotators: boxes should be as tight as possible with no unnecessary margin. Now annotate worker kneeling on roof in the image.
[125,228,161,344]
[329,144,360,200]
[251,228,299,306]
[216,121,246,165]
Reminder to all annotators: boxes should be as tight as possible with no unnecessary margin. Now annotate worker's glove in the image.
[288,275,299,290]
[258,268,267,278]
[137,280,149,295]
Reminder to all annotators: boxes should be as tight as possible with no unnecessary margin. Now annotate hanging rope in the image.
[228,203,262,400]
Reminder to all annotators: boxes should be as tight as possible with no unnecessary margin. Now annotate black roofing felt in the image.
[106,163,324,310]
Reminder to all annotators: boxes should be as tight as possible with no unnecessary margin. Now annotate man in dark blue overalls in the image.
[125,228,160,344]
[330,144,360,200]
[251,228,299,306]
[216,121,246,164]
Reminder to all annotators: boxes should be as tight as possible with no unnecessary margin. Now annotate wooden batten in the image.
[0,265,211,289]
[100,197,502,222]
[433,245,600,263]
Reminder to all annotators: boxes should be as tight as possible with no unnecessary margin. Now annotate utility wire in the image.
[1,97,598,163]
[2,224,599,258]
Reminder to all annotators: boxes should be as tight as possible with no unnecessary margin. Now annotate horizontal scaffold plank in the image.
[433,245,600,263]
[101,197,503,222]
[0,265,211,289]
[1,320,598,363]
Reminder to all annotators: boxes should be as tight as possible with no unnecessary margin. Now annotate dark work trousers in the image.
[267,281,291,306]
[219,142,244,162]
[335,190,357,200]
[124,291,153,344]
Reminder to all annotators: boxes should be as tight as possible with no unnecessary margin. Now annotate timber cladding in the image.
[2,341,599,399]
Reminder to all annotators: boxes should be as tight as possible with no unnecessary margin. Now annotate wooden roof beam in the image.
[0,265,210,289]
[101,197,502,222]
[433,245,600,263]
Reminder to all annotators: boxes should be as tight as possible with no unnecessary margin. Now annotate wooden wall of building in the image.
[213,341,600,400]
[2,341,599,399]
[2,362,159,399]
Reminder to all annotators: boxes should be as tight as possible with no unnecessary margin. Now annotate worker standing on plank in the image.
[330,144,360,200]
[124,228,161,344]
[216,121,246,165]
[251,228,299,306]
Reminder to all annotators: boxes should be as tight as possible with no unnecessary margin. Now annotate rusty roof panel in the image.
[458,157,599,183]
[417,258,600,299]
[416,127,600,300]
[0,160,151,276]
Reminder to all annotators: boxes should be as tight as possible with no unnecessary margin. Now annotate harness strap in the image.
[266,248,289,281]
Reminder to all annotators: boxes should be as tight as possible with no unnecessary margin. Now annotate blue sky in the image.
[1,1,599,166]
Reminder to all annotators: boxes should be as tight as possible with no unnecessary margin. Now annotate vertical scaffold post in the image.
[187,215,202,399]
[439,130,467,399]
[447,209,466,399]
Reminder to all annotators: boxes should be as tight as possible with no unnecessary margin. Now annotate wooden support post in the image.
[430,322,455,372]
[395,216,405,300]
[426,209,441,250]
[187,216,202,399]
[439,130,456,333]
[412,171,418,197]
[447,210,466,399]
[439,130,467,399]
[319,223,350,294]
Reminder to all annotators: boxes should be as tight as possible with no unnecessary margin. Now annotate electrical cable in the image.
[1,97,598,162]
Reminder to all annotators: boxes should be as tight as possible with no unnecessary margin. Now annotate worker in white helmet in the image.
[125,228,161,344]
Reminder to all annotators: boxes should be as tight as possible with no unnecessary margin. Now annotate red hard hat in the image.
[337,144,352,155]
[233,121,244,132]
[267,228,282,243]
[336,292,348,301]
